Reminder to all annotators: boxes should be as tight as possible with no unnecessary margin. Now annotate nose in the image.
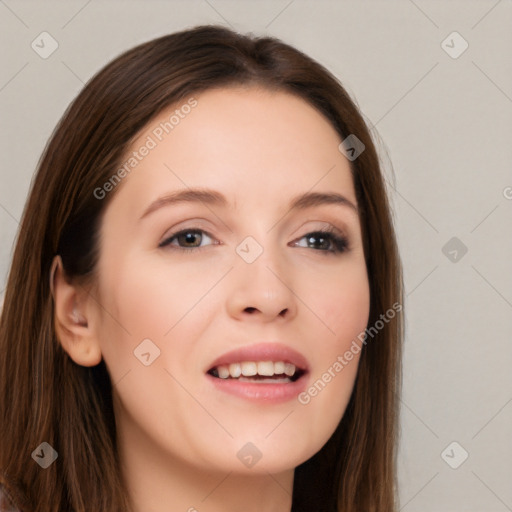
[225,245,298,323]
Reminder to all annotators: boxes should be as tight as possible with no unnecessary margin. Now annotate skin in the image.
[52,86,370,512]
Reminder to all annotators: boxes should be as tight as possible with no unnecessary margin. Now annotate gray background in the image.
[1,1,511,510]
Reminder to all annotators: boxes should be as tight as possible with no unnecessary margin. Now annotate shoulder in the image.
[0,483,22,512]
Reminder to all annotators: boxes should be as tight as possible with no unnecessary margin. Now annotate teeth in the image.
[217,366,230,379]
[228,363,242,378]
[213,361,298,380]
[238,376,290,384]
[257,361,274,376]
[284,363,296,377]
[241,362,257,377]
[274,361,285,375]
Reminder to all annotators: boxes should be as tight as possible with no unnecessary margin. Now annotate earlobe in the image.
[50,255,102,367]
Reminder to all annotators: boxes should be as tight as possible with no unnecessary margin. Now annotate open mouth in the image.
[207,361,306,383]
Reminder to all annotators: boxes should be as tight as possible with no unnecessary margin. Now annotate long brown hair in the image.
[0,25,403,512]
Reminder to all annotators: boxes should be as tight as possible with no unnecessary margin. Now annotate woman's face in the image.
[91,86,370,474]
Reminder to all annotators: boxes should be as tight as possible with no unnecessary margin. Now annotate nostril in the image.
[244,307,257,313]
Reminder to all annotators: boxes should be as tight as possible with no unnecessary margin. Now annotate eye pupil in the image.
[308,234,329,250]
[180,231,201,247]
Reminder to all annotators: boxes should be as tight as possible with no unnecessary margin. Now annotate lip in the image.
[205,342,310,403]
[206,342,310,372]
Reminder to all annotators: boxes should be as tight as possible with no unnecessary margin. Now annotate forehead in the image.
[108,86,356,214]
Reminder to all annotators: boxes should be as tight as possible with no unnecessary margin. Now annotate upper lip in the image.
[206,342,310,373]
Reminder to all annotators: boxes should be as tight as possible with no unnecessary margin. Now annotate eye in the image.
[158,227,349,254]
[293,228,348,254]
[159,229,216,251]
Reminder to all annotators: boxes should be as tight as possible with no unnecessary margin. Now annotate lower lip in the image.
[206,373,308,403]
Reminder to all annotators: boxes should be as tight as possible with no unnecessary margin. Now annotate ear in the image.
[50,256,102,367]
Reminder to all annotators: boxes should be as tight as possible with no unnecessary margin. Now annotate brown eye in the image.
[159,229,215,250]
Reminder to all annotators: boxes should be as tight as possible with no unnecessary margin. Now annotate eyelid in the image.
[158,218,215,242]
[291,220,348,241]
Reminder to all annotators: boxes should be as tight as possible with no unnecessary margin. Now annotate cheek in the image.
[308,263,370,348]
[296,263,369,435]
[94,254,222,387]
[98,255,209,338]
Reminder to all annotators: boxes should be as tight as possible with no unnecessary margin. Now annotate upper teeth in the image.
[215,361,297,379]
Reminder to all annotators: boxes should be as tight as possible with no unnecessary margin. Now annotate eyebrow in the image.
[139,188,358,220]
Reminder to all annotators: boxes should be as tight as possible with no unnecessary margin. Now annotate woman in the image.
[0,25,403,512]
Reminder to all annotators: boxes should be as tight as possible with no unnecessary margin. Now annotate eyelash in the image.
[158,226,349,255]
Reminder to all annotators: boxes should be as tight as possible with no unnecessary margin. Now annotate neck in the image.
[117,412,294,512]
